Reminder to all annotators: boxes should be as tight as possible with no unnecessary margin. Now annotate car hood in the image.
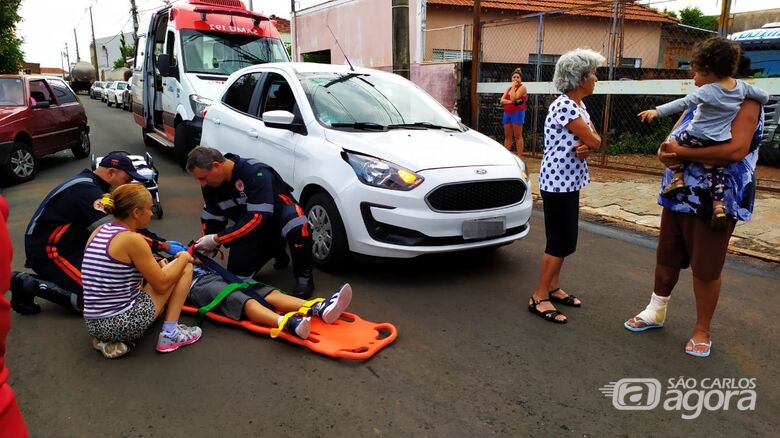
[185,73,228,101]
[0,106,27,128]
[322,128,516,171]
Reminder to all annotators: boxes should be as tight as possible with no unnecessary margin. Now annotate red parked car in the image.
[0,75,91,184]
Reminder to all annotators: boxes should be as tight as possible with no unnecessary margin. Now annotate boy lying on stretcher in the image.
[187,264,352,339]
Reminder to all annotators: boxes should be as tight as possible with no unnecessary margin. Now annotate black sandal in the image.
[548,288,582,307]
[528,297,567,324]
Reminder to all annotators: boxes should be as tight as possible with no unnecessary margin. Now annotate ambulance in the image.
[131,0,289,167]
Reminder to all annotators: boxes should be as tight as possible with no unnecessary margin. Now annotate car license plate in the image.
[462,217,506,240]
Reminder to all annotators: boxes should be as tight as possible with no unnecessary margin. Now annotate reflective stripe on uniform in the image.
[217,199,237,209]
[246,202,274,213]
[281,215,309,237]
[26,177,94,235]
[201,210,227,222]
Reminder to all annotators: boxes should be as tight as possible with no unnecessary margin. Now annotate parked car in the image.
[89,81,106,99]
[101,81,115,102]
[105,81,128,108]
[0,75,90,184]
[122,83,132,111]
[200,63,532,268]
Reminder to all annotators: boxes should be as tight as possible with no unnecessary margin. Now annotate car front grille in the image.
[426,179,527,212]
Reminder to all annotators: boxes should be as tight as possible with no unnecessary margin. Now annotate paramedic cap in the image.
[99,151,148,182]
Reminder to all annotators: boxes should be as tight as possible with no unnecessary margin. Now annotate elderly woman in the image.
[528,48,604,324]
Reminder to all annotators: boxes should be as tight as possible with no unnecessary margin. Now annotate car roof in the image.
[239,62,387,77]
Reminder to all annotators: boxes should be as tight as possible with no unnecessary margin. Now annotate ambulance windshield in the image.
[181,30,288,76]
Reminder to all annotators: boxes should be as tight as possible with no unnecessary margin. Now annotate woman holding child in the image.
[82,183,201,358]
[500,68,528,154]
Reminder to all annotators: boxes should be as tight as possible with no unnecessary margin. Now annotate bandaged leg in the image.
[635,292,671,325]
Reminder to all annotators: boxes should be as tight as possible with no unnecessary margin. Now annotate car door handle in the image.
[246,129,259,138]
[213,118,220,125]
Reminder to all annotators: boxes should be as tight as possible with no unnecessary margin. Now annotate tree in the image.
[678,6,717,31]
[663,8,677,19]
[113,33,135,69]
[0,0,25,74]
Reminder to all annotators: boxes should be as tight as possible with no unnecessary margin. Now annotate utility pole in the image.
[469,0,481,129]
[392,0,410,79]
[89,6,99,80]
[130,0,140,50]
[290,0,296,61]
[247,0,253,10]
[718,0,733,37]
[64,42,71,73]
[74,29,81,61]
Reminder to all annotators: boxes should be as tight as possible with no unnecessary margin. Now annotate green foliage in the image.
[663,8,677,19]
[678,6,718,31]
[0,0,25,74]
[113,33,135,69]
[606,116,678,155]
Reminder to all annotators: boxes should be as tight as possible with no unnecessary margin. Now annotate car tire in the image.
[173,123,192,169]
[154,203,163,219]
[71,128,91,159]
[107,99,112,107]
[1,142,38,184]
[305,192,349,271]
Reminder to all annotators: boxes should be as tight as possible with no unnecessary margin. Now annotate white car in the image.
[105,81,128,107]
[200,63,532,268]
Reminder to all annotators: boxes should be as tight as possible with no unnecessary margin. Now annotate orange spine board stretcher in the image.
[181,305,398,360]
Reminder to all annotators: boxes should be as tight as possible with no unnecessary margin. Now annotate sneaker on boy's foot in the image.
[314,283,352,324]
[156,324,202,353]
[92,337,129,359]
[285,315,311,339]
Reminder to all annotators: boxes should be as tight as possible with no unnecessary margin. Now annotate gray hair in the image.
[553,48,606,93]
[186,146,225,172]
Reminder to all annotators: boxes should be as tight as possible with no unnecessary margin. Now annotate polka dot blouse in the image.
[539,95,592,193]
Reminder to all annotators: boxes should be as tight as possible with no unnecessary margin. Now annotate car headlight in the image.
[342,151,424,191]
[190,94,212,118]
[513,154,529,182]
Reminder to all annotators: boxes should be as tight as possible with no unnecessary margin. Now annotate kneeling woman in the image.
[82,184,200,358]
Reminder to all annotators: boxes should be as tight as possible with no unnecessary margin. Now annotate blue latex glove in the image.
[166,240,188,255]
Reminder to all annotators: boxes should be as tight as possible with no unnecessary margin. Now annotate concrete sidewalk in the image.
[525,158,780,263]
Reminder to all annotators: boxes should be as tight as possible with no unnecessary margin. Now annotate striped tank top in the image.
[82,223,143,319]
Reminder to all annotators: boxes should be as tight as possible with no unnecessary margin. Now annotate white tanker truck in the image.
[69,61,96,95]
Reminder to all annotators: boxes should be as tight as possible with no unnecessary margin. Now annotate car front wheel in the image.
[71,128,90,158]
[305,192,349,270]
[2,142,38,184]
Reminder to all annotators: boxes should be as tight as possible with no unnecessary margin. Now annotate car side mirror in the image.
[33,100,50,109]
[263,110,306,134]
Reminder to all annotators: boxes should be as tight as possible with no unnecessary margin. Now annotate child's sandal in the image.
[661,176,685,198]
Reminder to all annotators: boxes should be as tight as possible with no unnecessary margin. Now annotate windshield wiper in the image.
[387,122,460,131]
[330,122,387,131]
[324,73,370,88]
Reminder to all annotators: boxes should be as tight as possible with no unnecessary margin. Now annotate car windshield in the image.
[180,30,288,76]
[0,78,25,106]
[298,72,462,131]
[741,45,780,78]
[116,82,128,90]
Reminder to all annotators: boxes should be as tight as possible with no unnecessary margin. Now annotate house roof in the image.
[269,15,291,34]
[40,67,66,74]
[427,0,677,24]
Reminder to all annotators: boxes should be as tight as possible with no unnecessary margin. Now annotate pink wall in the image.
[296,0,421,67]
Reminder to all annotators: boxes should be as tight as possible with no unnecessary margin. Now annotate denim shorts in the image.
[502,111,525,125]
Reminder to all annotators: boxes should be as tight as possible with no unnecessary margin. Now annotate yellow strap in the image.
[298,297,324,315]
[270,311,300,338]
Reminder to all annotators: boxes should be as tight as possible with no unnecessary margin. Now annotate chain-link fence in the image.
[463,1,780,191]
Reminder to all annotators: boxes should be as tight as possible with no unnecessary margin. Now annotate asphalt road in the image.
[2,97,779,437]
